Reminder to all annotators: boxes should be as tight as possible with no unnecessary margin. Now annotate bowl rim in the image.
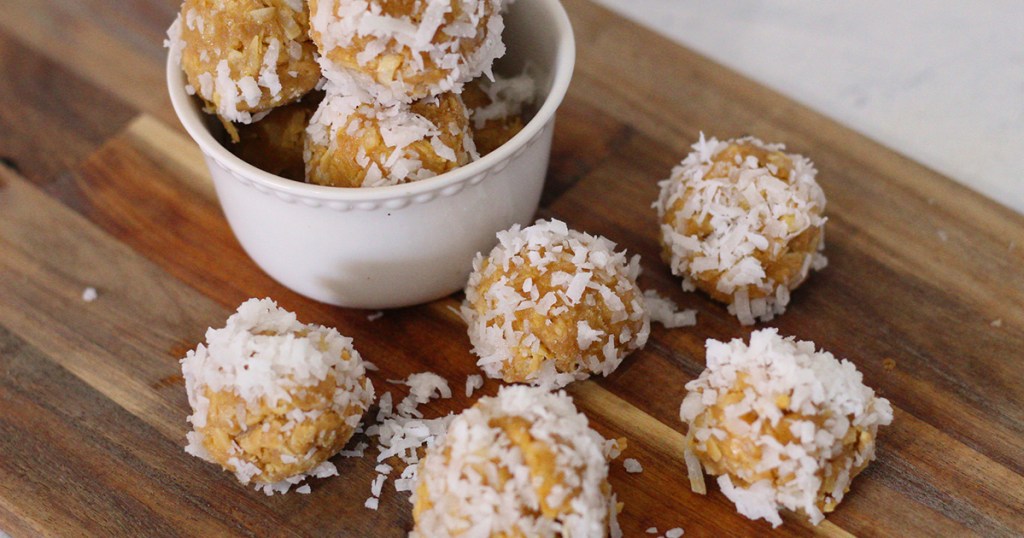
[166,0,575,202]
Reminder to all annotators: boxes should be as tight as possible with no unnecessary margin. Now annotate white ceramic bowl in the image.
[167,0,575,308]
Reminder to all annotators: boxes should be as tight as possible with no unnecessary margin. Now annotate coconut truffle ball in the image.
[308,0,506,103]
[680,329,893,527]
[462,72,535,156]
[167,0,321,126]
[181,298,374,494]
[304,90,475,187]
[411,386,621,537]
[462,219,650,388]
[230,92,323,181]
[655,135,827,325]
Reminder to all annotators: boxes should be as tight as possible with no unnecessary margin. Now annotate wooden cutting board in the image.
[1,0,1022,536]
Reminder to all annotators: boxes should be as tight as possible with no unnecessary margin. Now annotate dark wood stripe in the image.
[0,32,135,192]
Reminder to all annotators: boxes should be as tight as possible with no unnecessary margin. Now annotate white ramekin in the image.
[167,0,575,308]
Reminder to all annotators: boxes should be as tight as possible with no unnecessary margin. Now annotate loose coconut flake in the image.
[464,374,484,397]
[81,287,99,302]
[643,289,697,328]
[351,372,459,512]
[390,371,452,418]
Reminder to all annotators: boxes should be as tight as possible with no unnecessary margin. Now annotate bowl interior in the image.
[167,0,575,201]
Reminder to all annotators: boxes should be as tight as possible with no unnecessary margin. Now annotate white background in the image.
[593,0,1024,214]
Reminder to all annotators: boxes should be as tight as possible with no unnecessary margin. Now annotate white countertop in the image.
[592,0,1024,214]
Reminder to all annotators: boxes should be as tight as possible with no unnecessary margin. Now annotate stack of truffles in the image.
[167,0,535,187]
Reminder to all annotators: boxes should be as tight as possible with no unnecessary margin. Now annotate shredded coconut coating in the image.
[181,298,375,492]
[230,92,322,181]
[462,219,650,389]
[680,329,893,527]
[411,386,620,537]
[304,89,474,187]
[462,72,535,155]
[171,0,321,126]
[308,0,506,103]
[655,134,828,325]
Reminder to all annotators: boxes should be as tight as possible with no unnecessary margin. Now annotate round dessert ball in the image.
[167,0,321,125]
[304,90,475,187]
[308,0,506,102]
[680,329,893,527]
[462,72,535,156]
[462,219,650,388]
[230,91,323,181]
[655,134,827,325]
[181,298,375,494]
[411,385,621,537]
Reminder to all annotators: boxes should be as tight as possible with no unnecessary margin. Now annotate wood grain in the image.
[0,0,179,126]
[0,0,1022,536]
[0,163,822,538]
[0,32,135,189]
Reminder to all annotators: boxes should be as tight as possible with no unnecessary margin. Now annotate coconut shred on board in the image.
[358,371,456,510]
[643,289,697,328]
[81,287,98,302]
[646,528,685,538]
[464,374,484,397]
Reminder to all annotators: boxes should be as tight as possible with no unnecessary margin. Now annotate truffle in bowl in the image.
[166,0,575,308]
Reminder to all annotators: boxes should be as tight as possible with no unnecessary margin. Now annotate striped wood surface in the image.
[0,0,1022,535]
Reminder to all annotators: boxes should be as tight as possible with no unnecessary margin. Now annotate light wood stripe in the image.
[124,115,216,202]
